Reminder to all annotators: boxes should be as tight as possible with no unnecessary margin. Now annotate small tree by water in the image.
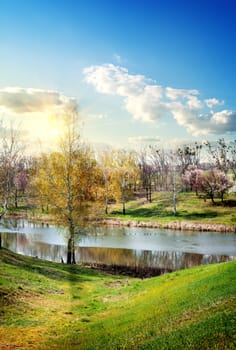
[33,107,98,263]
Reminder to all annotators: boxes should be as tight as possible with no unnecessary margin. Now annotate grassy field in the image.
[5,191,236,230]
[0,248,236,349]
[107,192,236,227]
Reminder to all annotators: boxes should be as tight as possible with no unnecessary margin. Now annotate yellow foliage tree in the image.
[110,149,140,214]
[34,108,98,263]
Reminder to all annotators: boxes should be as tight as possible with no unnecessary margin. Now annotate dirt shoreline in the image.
[4,213,236,233]
[94,218,236,233]
[82,262,172,278]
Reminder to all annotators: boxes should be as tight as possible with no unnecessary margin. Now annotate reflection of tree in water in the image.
[78,246,135,267]
[76,246,236,275]
[17,233,28,246]
[2,232,236,276]
[2,232,67,262]
[1,232,16,250]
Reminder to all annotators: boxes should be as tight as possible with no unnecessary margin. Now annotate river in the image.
[1,218,236,276]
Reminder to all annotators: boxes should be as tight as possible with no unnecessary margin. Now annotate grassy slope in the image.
[107,192,236,227]
[0,248,235,349]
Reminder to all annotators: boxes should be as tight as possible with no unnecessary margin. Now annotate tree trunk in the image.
[67,235,76,264]
[67,237,72,264]
[149,184,152,203]
[67,216,76,264]
[210,194,215,204]
[105,197,108,214]
[15,189,18,209]
[122,201,126,215]
[72,235,76,264]
[173,191,177,216]
[173,168,177,216]
[221,193,224,202]
[145,187,149,201]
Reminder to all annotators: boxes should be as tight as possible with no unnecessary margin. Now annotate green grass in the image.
[107,191,236,227]
[0,248,236,349]
[6,191,236,229]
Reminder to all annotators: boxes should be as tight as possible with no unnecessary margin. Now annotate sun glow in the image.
[21,113,65,153]
[51,127,60,138]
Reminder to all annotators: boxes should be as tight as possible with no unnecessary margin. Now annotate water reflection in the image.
[2,232,235,275]
[1,218,236,255]
[77,246,235,270]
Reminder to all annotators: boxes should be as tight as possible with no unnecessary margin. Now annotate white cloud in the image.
[171,106,236,135]
[211,110,234,125]
[128,136,160,143]
[83,64,149,96]
[84,64,163,122]
[125,85,165,122]
[166,87,202,110]
[84,63,236,136]
[169,102,197,126]
[205,98,224,109]
[187,95,203,110]
[0,87,77,115]
[165,87,199,100]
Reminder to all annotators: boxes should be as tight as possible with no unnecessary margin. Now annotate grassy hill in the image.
[0,248,235,349]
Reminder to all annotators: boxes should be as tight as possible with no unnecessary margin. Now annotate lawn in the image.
[107,191,236,227]
[5,191,236,230]
[0,248,235,349]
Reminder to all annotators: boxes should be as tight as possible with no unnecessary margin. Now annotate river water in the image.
[1,218,236,274]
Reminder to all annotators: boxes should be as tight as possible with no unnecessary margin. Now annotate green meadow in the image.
[0,248,235,349]
[108,192,236,227]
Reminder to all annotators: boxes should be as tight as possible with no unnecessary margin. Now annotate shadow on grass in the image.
[180,211,218,220]
[0,248,102,284]
[222,200,236,207]
[111,199,173,218]
[111,207,172,218]
[111,207,221,220]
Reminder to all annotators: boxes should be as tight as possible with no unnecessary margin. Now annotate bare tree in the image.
[204,139,236,189]
[0,120,24,217]
[0,120,24,249]
[176,142,202,175]
[139,148,156,202]
[150,147,172,191]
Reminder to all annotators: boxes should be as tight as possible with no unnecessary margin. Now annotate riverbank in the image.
[4,191,236,233]
[5,212,236,233]
[99,191,236,233]
[1,248,236,349]
[95,218,236,233]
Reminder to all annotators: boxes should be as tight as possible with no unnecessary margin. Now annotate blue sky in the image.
[0,0,235,150]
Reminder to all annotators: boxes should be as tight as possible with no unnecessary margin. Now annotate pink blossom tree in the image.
[200,170,232,204]
[182,166,203,195]
[182,167,232,203]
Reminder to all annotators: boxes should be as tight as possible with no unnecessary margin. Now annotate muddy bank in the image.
[94,218,236,233]
[82,262,172,278]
